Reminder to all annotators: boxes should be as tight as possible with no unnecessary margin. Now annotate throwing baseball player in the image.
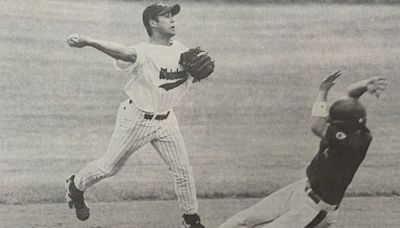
[218,71,387,228]
[64,3,214,228]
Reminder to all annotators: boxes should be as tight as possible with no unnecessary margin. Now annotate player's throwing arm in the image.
[64,3,215,228]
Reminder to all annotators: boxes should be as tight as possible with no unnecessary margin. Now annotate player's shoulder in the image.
[136,40,187,51]
[131,42,156,57]
[171,40,189,51]
[131,42,148,50]
[361,127,373,143]
[324,124,372,147]
[324,125,348,145]
[171,40,184,46]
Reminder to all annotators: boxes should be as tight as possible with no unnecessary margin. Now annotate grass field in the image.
[1,0,400,227]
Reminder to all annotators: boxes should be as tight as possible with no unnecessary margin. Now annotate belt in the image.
[305,183,339,211]
[144,111,170,120]
[127,100,170,120]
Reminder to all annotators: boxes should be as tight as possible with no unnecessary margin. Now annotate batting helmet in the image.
[329,97,367,132]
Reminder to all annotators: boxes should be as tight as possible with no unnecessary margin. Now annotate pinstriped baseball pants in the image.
[74,99,198,215]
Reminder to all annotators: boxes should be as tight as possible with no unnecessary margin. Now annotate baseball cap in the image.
[142,3,180,25]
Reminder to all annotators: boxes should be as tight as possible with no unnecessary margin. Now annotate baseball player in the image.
[219,71,387,228]
[64,3,214,228]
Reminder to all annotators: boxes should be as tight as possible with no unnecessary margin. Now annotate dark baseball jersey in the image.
[306,124,373,205]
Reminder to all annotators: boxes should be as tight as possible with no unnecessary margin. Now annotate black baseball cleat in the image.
[181,214,205,228]
[65,175,90,221]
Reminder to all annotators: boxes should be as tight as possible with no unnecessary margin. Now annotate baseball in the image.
[66,33,81,46]
[63,3,207,227]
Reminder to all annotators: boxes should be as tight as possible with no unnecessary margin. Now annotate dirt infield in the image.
[0,197,399,228]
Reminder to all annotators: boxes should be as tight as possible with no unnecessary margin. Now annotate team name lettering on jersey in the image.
[159,67,189,91]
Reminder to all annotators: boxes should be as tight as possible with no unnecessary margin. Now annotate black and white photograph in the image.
[0,0,399,227]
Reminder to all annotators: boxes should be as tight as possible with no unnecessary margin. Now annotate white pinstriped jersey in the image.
[74,41,199,216]
[115,40,191,113]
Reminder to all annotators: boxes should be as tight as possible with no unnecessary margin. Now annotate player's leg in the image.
[73,100,156,190]
[261,179,336,228]
[317,210,338,228]
[150,111,202,227]
[260,208,323,228]
[66,100,156,220]
[260,207,336,228]
[218,179,303,228]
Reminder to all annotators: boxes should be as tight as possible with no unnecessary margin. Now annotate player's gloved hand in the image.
[366,77,387,98]
[319,70,342,92]
[67,34,88,48]
[179,47,215,83]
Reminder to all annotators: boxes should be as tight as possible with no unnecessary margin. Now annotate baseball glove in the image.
[179,47,215,82]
